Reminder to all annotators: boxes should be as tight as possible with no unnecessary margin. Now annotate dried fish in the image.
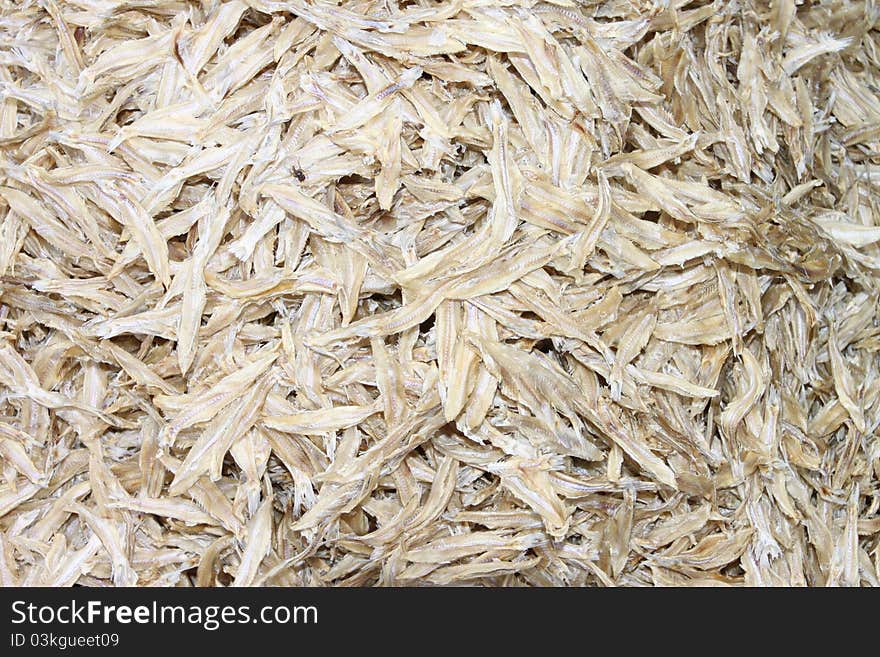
[0,0,876,589]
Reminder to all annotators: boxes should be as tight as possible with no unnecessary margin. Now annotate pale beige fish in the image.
[488,459,570,538]
[261,182,399,278]
[264,404,380,435]
[228,200,286,262]
[78,29,170,86]
[509,283,609,358]
[629,366,720,399]
[96,184,171,287]
[101,341,179,396]
[177,204,229,376]
[813,213,880,248]
[108,101,209,150]
[0,438,47,486]
[116,195,212,269]
[574,40,629,138]
[370,337,407,427]
[610,311,656,401]
[309,286,447,346]
[332,67,422,134]
[0,209,26,276]
[144,140,248,216]
[783,32,851,75]
[0,481,42,518]
[782,180,822,206]
[289,478,364,532]
[454,510,544,530]
[108,496,217,527]
[717,96,753,182]
[638,505,713,550]
[827,323,866,433]
[373,98,403,210]
[599,229,661,272]
[0,187,96,262]
[40,534,102,587]
[319,204,368,326]
[419,556,542,585]
[0,422,39,449]
[718,348,766,438]
[601,133,700,176]
[434,299,460,409]
[90,306,179,341]
[485,99,522,245]
[26,480,91,543]
[654,314,731,345]
[519,177,592,235]
[232,496,274,587]
[443,305,482,421]
[477,339,603,460]
[444,238,565,300]
[160,455,245,538]
[202,18,282,97]
[229,429,271,514]
[68,503,137,587]
[404,530,545,563]
[593,402,677,489]
[571,172,614,271]
[0,345,131,428]
[168,373,275,496]
[20,165,119,261]
[182,0,249,75]
[407,457,458,531]
[653,528,754,571]
[462,364,499,430]
[808,399,848,437]
[196,536,235,587]
[654,241,721,267]
[488,56,550,161]
[157,350,278,441]
[620,164,697,222]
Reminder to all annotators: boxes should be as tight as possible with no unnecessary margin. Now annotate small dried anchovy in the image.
[0,0,878,588]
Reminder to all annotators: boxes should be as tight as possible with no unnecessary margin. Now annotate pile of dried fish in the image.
[0,0,878,587]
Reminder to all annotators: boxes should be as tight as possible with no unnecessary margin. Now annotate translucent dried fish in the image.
[0,0,877,589]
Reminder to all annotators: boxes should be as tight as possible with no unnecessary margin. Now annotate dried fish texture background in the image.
[0,0,878,588]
